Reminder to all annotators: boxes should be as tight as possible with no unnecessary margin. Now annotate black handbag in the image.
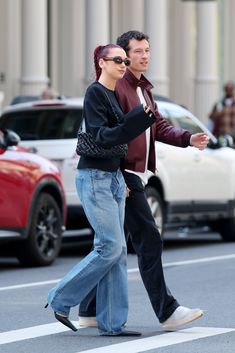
[76,88,128,159]
[76,132,127,159]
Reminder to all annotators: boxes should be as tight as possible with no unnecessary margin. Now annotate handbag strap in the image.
[102,89,120,121]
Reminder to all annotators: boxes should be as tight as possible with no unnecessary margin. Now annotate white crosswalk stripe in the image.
[0,321,81,345]
[74,327,235,353]
[0,325,234,352]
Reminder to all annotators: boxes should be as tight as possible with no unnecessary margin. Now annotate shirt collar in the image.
[124,69,154,91]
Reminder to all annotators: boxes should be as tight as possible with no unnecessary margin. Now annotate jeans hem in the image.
[99,329,125,336]
[79,313,96,317]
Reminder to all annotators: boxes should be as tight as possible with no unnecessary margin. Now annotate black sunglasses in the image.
[103,56,131,66]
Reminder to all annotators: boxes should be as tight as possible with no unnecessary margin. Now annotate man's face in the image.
[224,83,234,98]
[127,39,150,78]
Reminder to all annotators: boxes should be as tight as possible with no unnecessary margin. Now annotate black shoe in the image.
[102,330,141,337]
[54,312,78,332]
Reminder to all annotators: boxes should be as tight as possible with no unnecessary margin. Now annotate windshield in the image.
[168,113,203,134]
[160,107,203,134]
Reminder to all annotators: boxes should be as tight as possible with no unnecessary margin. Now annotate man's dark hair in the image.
[116,30,149,55]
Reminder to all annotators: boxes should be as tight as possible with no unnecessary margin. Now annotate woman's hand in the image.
[190,133,210,150]
[144,105,153,117]
[125,186,130,198]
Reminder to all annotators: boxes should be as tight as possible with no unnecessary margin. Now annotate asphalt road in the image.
[0,232,235,353]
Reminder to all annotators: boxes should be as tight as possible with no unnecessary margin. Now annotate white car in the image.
[148,100,235,241]
[1,97,235,241]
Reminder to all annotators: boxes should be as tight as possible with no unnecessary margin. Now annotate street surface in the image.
[0,231,235,353]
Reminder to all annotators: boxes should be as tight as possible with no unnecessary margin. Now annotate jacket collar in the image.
[124,69,154,91]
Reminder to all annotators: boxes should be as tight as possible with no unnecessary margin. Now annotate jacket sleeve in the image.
[84,85,156,147]
[153,101,192,147]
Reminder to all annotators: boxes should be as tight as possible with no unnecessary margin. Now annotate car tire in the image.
[212,218,235,242]
[16,193,63,266]
[145,186,165,237]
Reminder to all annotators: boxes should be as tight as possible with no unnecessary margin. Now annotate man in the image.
[209,81,235,144]
[40,86,57,100]
[79,31,208,331]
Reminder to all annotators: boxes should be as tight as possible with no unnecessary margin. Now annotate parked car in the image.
[0,98,92,237]
[0,129,66,266]
[1,97,235,242]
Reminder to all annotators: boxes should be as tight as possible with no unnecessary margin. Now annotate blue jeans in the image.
[79,171,179,323]
[47,168,128,335]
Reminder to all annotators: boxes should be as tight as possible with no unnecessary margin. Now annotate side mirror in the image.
[0,129,20,149]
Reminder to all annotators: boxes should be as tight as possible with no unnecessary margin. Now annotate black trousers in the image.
[79,171,179,323]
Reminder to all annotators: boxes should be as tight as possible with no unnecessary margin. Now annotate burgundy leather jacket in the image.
[115,69,192,173]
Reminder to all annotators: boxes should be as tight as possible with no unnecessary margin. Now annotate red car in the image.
[0,129,66,266]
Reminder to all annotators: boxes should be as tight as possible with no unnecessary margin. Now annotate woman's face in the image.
[100,48,130,81]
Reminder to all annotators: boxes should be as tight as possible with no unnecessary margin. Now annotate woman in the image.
[46,44,155,336]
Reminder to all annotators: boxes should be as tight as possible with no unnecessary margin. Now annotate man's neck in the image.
[127,68,143,80]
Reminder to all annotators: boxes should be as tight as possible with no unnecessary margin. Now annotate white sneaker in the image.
[79,316,97,327]
[161,306,204,331]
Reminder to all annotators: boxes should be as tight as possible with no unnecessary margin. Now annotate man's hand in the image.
[190,132,210,150]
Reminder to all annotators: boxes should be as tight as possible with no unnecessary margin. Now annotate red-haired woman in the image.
[46,44,155,336]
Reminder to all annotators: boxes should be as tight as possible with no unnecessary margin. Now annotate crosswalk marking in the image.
[75,327,235,353]
[0,321,81,345]
[0,279,59,291]
[1,253,235,292]
[163,254,235,268]
[0,325,234,351]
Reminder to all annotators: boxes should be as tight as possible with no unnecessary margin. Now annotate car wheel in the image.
[212,218,235,242]
[145,186,165,237]
[16,193,63,266]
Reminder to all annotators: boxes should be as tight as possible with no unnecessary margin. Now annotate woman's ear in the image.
[99,58,104,69]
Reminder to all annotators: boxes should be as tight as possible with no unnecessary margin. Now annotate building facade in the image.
[0,0,234,125]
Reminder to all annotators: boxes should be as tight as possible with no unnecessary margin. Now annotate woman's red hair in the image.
[94,44,121,80]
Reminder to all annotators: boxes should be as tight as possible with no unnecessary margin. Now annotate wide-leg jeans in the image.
[47,168,128,334]
[79,171,179,323]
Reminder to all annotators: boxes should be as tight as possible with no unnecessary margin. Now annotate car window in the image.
[165,109,203,134]
[158,107,168,119]
[0,109,83,140]
[157,107,174,126]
